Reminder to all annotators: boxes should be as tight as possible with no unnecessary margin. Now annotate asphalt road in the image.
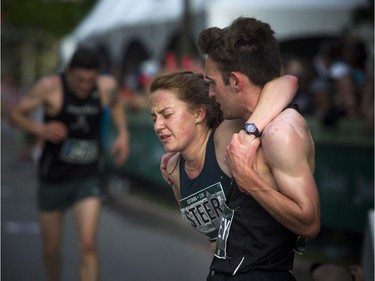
[1,122,211,281]
[1,121,312,281]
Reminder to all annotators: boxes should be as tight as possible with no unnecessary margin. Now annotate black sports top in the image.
[178,130,232,241]
[211,181,297,275]
[211,105,301,275]
[38,73,103,182]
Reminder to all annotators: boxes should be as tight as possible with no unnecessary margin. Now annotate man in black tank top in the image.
[198,17,321,280]
[10,46,130,281]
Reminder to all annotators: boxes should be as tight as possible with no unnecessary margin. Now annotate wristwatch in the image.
[243,122,260,137]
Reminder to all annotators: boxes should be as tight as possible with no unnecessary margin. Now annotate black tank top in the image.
[211,181,297,274]
[39,73,103,182]
[211,106,300,275]
[178,130,232,241]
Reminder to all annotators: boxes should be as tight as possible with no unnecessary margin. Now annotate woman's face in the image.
[150,89,198,152]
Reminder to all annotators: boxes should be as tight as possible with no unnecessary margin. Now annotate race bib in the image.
[214,203,234,259]
[59,138,99,164]
[179,182,226,240]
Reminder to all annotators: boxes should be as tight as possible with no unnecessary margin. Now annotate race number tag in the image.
[293,236,308,255]
[214,203,234,259]
[59,138,99,164]
[179,182,226,240]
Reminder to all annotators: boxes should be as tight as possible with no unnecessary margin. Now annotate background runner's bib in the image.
[60,138,99,164]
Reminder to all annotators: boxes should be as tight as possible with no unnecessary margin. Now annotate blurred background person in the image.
[9,45,129,281]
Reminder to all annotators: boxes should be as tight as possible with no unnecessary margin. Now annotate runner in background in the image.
[10,45,129,281]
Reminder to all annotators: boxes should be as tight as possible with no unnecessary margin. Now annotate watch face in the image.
[244,123,260,137]
[245,123,256,133]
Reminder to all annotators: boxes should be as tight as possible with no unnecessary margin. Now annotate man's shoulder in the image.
[214,119,242,151]
[96,75,118,106]
[216,119,242,135]
[33,74,61,95]
[97,75,118,101]
[263,108,309,141]
[97,74,117,88]
[38,73,60,87]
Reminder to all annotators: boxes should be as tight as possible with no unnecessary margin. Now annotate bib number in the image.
[179,182,226,240]
[60,138,99,164]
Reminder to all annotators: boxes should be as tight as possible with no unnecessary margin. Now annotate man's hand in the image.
[42,121,68,143]
[160,152,176,185]
[225,130,261,193]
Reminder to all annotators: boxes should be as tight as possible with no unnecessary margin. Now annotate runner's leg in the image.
[73,197,101,281]
[38,210,65,281]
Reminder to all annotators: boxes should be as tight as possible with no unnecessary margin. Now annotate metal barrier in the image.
[104,109,374,234]
[308,117,374,234]
[361,209,374,281]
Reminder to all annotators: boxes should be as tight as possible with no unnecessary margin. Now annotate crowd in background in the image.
[1,33,374,165]
[3,34,374,133]
[281,35,373,131]
[114,34,374,133]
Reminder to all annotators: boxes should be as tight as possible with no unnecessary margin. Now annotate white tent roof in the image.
[60,0,369,65]
[71,0,368,41]
[72,0,206,41]
[212,0,368,9]
[207,0,368,38]
[61,0,207,64]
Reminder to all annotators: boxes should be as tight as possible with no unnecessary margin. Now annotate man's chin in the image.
[222,112,231,119]
[223,114,238,121]
[75,91,90,99]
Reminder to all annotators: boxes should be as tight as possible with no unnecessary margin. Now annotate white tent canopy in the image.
[73,0,206,41]
[60,0,369,66]
[60,0,206,63]
[208,0,368,38]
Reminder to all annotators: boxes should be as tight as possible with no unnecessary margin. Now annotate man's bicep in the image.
[16,87,45,114]
[272,161,315,202]
[266,135,316,205]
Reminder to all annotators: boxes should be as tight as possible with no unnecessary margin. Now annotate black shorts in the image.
[207,270,296,281]
[38,177,103,211]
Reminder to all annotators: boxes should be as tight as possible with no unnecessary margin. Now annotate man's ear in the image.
[230,71,242,91]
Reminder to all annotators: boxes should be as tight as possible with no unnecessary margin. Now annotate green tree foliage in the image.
[2,0,97,37]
